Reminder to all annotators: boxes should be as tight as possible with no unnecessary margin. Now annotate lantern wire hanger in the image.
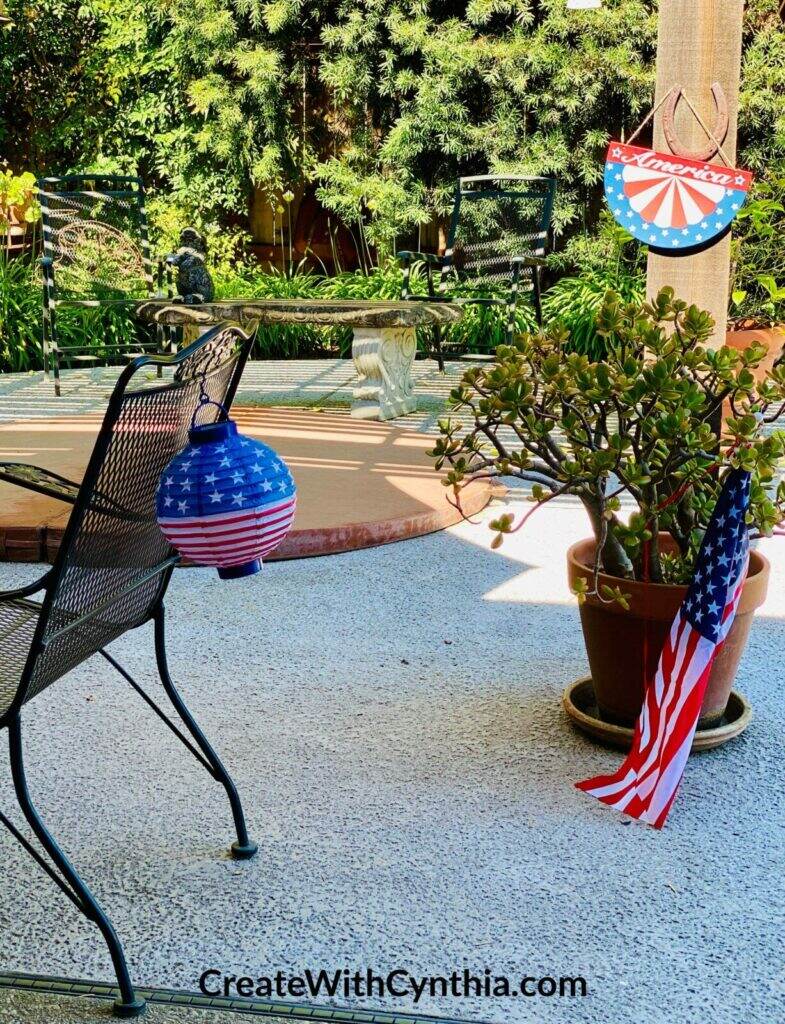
[625,83,732,166]
[191,372,229,430]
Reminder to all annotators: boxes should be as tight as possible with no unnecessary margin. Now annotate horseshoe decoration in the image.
[662,82,729,163]
[603,79,752,253]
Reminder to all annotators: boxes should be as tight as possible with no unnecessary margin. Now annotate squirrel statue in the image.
[167,228,214,305]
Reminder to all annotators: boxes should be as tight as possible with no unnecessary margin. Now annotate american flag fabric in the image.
[156,423,297,572]
[604,142,752,252]
[576,469,751,828]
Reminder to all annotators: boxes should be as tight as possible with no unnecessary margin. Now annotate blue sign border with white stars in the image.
[604,142,751,255]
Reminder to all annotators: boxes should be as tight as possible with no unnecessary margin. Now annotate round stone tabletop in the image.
[134,297,463,329]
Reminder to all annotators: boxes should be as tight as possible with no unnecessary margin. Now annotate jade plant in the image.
[432,288,785,602]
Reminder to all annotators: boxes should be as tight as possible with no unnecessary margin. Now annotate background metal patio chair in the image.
[397,175,557,369]
[38,174,175,396]
[0,323,257,1018]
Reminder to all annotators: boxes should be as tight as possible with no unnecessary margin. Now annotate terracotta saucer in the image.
[563,677,752,753]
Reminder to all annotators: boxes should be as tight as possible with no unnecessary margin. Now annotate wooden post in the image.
[646,0,745,348]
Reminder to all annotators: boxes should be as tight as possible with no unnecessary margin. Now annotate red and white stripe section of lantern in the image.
[157,495,296,567]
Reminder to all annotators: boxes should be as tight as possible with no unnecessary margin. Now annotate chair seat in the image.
[450,295,505,306]
[0,599,41,720]
[404,293,532,306]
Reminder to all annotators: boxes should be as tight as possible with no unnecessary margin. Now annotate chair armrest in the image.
[396,251,443,266]
[0,463,81,504]
[0,462,149,523]
[0,572,53,602]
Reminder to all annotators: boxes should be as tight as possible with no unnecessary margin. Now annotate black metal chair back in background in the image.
[398,174,556,368]
[443,175,556,298]
[0,323,257,1018]
[38,174,172,395]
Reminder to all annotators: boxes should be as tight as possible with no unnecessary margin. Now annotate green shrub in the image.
[433,288,785,590]
[543,270,645,361]
[543,215,646,358]
[0,253,141,373]
[0,253,42,372]
[730,170,785,328]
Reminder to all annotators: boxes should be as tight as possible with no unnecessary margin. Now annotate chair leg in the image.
[532,269,544,328]
[44,317,62,397]
[153,604,258,860]
[6,714,146,1018]
[52,350,62,398]
[431,324,445,373]
[506,298,517,345]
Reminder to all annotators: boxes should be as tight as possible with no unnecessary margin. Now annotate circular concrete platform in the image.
[0,407,497,563]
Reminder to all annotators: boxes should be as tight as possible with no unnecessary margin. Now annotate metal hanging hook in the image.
[662,82,729,163]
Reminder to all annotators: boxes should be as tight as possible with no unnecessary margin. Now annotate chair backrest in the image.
[38,174,155,302]
[16,323,252,712]
[442,175,557,291]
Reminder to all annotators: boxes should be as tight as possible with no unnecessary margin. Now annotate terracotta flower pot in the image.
[0,203,32,258]
[567,536,770,729]
[726,325,785,376]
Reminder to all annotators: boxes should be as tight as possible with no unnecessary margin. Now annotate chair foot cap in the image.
[113,996,146,1018]
[231,839,258,860]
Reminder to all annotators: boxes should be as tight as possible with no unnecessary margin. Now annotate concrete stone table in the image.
[135,298,463,421]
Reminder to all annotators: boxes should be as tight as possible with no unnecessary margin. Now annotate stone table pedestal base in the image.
[351,327,417,421]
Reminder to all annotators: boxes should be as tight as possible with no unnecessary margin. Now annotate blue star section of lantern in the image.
[156,418,297,579]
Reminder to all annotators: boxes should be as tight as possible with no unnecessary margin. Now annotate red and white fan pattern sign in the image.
[604,142,752,251]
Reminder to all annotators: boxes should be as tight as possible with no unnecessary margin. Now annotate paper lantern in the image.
[156,418,296,579]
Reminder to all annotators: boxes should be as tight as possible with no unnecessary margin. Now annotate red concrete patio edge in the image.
[0,408,501,564]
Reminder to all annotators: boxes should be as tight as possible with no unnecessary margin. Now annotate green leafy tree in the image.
[1,0,783,259]
[318,0,658,249]
[0,0,104,170]
[739,0,785,171]
[89,0,337,219]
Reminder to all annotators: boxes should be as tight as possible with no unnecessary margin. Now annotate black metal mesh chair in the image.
[0,323,256,1018]
[38,174,174,396]
[398,175,556,368]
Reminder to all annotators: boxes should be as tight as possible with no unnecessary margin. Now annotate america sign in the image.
[604,142,752,252]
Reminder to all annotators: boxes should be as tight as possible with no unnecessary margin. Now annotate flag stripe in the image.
[158,497,295,528]
[161,507,296,541]
[576,469,751,828]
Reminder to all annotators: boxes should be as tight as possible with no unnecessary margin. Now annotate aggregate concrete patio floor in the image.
[0,491,783,1024]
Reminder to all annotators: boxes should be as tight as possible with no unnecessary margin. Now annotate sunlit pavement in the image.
[0,487,782,1024]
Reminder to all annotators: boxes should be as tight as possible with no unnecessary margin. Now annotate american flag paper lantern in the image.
[156,418,296,579]
[604,142,752,252]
